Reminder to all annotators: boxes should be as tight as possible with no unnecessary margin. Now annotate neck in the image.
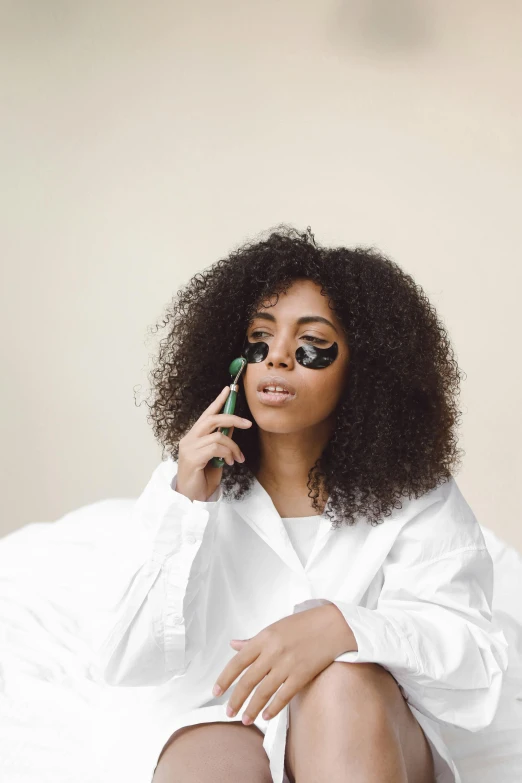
[254,417,333,513]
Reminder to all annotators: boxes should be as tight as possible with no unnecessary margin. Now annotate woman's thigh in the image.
[152,720,273,783]
[284,662,435,783]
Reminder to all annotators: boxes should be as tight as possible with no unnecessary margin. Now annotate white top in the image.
[94,458,511,783]
[280,515,323,568]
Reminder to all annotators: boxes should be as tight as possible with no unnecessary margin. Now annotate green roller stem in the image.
[209,358,246,469]
[210,387,238,468]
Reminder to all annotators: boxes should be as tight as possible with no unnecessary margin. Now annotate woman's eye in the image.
[304,337,328,344]
[250,330,328,345]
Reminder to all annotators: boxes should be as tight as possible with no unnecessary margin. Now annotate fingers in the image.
[246,677,294,722]
[177,386,250,499]
[205,413,253,433]
[224,666,275,718]
[187,386,252,469]
[211,635,295,724]
[201,385,231,418]
[195,387,252,437]
[213,641,260,702]
[231,671,294,724]
[197,432,245,465]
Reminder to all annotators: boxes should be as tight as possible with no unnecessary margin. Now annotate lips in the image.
[256,375,297,407]
[256,376,297,395]
[256,389,296,406]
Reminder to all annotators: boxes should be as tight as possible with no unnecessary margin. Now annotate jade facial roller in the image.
[209,357,248,468]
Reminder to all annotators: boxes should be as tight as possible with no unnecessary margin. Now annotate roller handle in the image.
[209,386,238,468]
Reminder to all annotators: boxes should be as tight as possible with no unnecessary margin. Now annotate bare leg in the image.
[152,720,273,783]
[285,662,435,783]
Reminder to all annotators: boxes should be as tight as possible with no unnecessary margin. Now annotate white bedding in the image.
[0,497,521,782]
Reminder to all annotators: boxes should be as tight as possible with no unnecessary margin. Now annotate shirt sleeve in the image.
[94,458,223,687]
[310,481,510,732]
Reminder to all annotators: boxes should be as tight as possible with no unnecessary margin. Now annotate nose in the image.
[265,334,295,369]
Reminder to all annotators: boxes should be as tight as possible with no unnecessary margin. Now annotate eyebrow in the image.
[249,312,338,334]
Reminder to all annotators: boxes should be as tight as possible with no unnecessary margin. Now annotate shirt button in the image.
[185,533,197,545]
[172,614,183,625]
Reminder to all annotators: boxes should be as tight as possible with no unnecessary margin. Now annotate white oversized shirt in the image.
[95,458,509,783]
[280,515,322,568]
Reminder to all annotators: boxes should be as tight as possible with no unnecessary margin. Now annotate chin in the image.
[255,413,302,434]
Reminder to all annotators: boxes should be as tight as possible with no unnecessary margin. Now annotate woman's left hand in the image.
[211,603,357,725]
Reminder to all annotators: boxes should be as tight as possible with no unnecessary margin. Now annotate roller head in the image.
[229,356,247,380]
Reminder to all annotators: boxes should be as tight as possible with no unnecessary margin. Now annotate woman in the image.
[97,226,508,783]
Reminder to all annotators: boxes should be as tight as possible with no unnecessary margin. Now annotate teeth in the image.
[264,386,288,393]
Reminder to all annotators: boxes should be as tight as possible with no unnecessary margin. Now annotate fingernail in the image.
[212,684,223,697]
[226,705,236,718]
[242,419,251,424]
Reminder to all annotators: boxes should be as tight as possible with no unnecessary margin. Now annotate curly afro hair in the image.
[141,224,465,529]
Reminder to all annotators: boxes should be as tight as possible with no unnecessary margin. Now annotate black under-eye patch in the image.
[242,338,269,363]
[241,337,338,369]
[295,341,338,368]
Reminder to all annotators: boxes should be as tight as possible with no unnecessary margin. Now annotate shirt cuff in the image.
[145,474,222,563]
[171,474,224,505]
[319,599,418,673]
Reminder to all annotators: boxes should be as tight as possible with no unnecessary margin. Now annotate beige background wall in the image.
[1,1,520,550]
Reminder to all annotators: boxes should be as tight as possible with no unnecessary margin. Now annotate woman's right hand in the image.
[176,386,253,502]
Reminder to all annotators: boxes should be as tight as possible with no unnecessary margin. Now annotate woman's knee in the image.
[286,662,435,783]
[152,721,272,783]
[287,662,408,767]
[294,661,402,719]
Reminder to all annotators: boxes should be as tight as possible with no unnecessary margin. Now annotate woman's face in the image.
[242,279,350,434]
